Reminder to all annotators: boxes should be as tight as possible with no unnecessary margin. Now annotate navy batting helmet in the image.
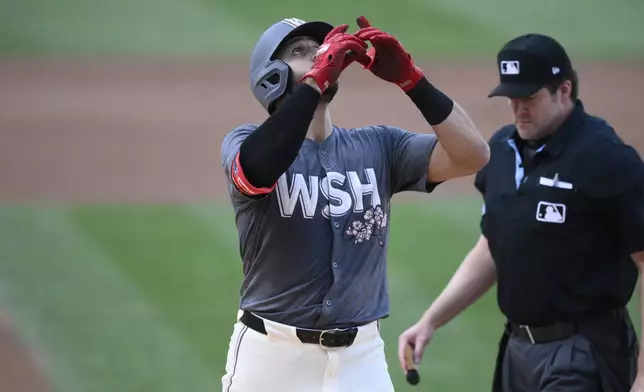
[249,18,333,113]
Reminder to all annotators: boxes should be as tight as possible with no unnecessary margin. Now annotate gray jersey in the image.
[221,124,438,329]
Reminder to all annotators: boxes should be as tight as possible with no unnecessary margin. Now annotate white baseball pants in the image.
[221,310,395,392]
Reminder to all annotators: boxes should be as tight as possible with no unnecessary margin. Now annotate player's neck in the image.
[306,105,333,143]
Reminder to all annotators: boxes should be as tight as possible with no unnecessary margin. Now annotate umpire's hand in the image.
[398,318,435,373]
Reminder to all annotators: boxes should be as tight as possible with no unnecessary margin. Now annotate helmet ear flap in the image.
[259,70,281,91]
[268,67,295,114]
[250,59,292,113]
[251,60,292,113]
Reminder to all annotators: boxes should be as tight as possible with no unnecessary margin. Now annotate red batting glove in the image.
[298,24,368,93]
[354,16,424,92]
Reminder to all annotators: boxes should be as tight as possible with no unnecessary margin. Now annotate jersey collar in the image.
[541,99,586,157]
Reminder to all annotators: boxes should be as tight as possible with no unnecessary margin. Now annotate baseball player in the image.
[220,16,490,391]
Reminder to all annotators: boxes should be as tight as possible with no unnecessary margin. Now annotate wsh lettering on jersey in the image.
[276,168,381,219]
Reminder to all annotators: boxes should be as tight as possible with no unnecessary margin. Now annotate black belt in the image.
[240,311,359,348]
[508,320,578,344]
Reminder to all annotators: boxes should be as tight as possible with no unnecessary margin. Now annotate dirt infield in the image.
[1,56,643,203]
[0,56,643,390]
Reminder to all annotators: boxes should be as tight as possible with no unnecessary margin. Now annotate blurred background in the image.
[1,0,643,391]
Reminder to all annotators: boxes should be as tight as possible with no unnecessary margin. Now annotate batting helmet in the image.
[249,17,334,113]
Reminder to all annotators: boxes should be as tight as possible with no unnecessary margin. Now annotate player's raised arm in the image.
[406,81,490,183]
[231,24,368,195]
[354,16,489,184]
[233,84,320,195]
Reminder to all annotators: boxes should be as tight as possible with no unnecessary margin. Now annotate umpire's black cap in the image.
[488,33,574,98]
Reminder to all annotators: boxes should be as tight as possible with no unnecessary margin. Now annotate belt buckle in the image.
[319,328,341,348]
[519,324,536,344]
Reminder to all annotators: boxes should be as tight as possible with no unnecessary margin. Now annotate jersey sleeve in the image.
[473,128,509,237]
[604,182,644,255]
[221,125,276,198]
[579,143,644,254]
[473,165,487,195]
[473,164,489,236]
[384,125,439,194]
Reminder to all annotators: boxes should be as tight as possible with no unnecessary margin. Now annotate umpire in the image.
[398,33,644,392]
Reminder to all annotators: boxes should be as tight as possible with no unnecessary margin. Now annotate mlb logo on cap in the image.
[501,61,520,75]
[488,33,574,98]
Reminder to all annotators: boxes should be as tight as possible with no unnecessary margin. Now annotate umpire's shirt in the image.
[476,98,644,326]
[476,100,644,390]
[476,34,644,392]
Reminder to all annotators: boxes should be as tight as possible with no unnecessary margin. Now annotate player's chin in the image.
[320,81,339,104]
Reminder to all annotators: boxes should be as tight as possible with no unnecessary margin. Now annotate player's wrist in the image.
[418,313,438,334]
[298,76,323,94]
[398,65,424,92]
[406,76,454,125]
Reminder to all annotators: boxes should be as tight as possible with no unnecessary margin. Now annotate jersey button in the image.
[333,262,339,269]
[320,150,327,155]
[333,222,340,228]
[324,163,332,169]
[325,300,332,306]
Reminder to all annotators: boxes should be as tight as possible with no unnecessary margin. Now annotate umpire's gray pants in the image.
[501,328,638,392]
[502,333,600,391]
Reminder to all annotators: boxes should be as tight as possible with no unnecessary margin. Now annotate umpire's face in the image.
[277,36,339,103]
[508,80,574,140]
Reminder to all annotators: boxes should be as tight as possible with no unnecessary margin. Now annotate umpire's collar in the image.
[508,99,586,157]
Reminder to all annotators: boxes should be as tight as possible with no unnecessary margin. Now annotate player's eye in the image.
[291,46,303,55]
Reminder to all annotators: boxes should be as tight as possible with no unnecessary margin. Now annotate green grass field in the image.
[2,0,644,57]
[0,200,640,391]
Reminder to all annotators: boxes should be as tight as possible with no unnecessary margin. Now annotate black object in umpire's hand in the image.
[404,344,420,385]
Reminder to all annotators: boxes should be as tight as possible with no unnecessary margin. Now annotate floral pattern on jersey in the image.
[345,205,388,244]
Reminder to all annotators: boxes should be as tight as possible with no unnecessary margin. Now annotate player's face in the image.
[278,37,318,79]
[508,82,572,140]
[277,36,339,103]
